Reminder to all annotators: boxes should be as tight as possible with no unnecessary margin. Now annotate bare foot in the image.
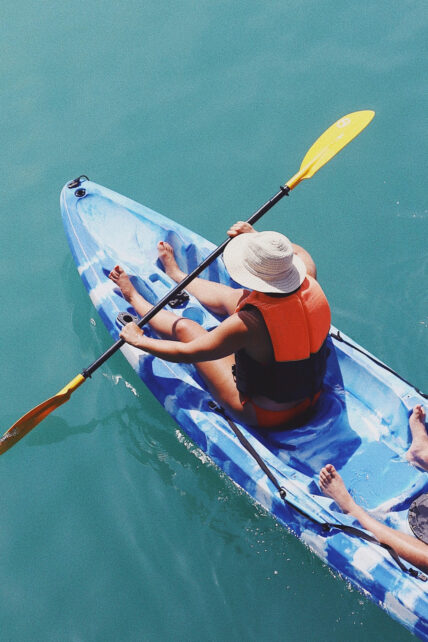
[319,464,357,513]
[108,265,137,302]
[406,405,428,471]
[157,241,185,282]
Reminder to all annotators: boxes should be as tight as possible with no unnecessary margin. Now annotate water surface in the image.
[0,1,427,640]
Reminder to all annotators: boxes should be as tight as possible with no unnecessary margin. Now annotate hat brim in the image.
[223,233,307,294]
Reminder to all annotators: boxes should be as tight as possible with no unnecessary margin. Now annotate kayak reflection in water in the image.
[108,221,331,429]
[319,460,428,573]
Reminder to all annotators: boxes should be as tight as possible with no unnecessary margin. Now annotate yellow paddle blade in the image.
[0,374,86,455]
[286,110,375,190]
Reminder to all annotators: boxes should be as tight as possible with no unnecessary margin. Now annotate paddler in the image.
[109,221,331,429]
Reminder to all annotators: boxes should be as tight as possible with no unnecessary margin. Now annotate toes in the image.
[319,468,330,485]
[108,265,124,281]
[417,405,426,421]
[319,478,329,493]
[411,405,426,422]
[320,464,336,487]
[158,241,175,261]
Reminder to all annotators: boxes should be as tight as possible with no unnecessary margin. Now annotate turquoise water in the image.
[1,1,427,640]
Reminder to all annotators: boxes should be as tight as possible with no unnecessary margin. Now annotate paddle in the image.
[0,110,374,455]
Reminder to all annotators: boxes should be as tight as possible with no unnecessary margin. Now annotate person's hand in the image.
[227,221,256,237]
[120,322,145,348]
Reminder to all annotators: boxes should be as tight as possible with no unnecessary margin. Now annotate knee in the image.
[173,317,204,343]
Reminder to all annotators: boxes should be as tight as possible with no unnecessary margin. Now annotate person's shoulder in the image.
[303,275,330,308]
[236,306,265,332]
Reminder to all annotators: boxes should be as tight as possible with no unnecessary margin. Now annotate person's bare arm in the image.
[119,315,250,363]
[292,243,317,279]
[229,222,317,279]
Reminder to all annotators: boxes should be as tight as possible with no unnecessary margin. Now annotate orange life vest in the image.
[234,276,331,402]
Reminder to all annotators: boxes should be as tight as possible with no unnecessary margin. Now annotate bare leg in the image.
[109,265,257,425]
[109,265,188,337]
[157,241,245,316]
[319,464,428,573]
[406,405,428,471]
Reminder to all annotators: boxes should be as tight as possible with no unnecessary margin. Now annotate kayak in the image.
[61,178,428,639]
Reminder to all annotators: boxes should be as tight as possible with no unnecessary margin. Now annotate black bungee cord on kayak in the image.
[67,175,89,189]
[209,402,427,582]
[330,330,428,399]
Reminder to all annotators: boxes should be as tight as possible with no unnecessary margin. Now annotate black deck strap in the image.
[330,330,428,399]
[209,401,427,582]
[210,402,286,499]
[325,522,427,581]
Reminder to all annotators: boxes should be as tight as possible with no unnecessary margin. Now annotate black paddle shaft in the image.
[82,185,290,378]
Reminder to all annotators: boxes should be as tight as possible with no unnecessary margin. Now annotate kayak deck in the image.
[61,180,428,639]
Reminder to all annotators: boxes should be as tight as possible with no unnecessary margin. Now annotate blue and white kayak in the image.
[61,178,428,639]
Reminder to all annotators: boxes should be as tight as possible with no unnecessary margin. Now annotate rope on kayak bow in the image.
[210,402,427,582]
[330,330,428,399]
[67,175,90,189]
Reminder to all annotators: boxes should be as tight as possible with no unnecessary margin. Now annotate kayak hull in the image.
[61,179,428,639]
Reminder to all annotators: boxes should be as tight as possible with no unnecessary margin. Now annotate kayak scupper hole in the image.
[149,272,170,286]
[116,311,140,327]
[182,307,205,324]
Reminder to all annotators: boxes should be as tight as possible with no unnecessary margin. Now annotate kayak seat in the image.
[263,344,422,510]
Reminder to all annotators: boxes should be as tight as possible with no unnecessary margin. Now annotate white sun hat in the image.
[223,231,307,294]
